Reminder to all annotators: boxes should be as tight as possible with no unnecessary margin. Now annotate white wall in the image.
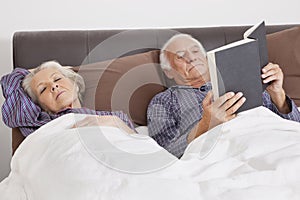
[0,0,299,181]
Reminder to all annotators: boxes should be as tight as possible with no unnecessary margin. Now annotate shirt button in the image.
[200,85,206,92]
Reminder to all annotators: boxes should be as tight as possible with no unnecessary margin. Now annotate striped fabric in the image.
[1,68,135,137]
[147,82,300,158]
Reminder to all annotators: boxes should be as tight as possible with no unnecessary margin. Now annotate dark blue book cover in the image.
[208,38,263,113]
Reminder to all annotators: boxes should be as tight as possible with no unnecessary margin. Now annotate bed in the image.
[1,23,300,199]
[9,24,300,153]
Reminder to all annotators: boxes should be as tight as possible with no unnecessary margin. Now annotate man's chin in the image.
[188,78,206,87]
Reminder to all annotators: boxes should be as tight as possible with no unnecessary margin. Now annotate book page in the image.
[208,38,255,54]
[243,21,265,39]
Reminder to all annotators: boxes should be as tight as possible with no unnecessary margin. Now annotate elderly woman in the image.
[1,61,135,137]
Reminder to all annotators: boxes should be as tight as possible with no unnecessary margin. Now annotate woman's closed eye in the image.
[40,87,46,94]
[54,77,62,82]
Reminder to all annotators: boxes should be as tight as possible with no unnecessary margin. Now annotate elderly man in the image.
[147,34,300,158]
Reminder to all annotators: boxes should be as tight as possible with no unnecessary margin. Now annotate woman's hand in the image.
[72,115,135,134]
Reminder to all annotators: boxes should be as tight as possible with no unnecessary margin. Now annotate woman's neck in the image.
[71,98,82,109]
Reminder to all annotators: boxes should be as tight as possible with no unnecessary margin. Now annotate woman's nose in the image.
[51,84,59,92]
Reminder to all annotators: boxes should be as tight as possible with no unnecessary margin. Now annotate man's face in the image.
[164,36,210,87]
[30,67,79,113]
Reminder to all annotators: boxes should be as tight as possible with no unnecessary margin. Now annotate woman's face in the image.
[30,67,80,113]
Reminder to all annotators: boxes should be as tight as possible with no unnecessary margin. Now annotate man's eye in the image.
[54,78,61,82]
[192,48,200,53]
[40,87,46,94]
[176,52,185,59]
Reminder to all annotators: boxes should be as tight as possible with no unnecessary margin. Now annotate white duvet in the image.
[1,106,300,200]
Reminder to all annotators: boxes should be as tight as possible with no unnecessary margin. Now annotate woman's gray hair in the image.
[160,34,207,71]
[22,61,85,105]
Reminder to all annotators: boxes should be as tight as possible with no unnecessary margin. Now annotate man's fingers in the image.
[262,67,281,80]
[214,92,235,107]
[224,113,237,122]
[263,74,278,84]
[261,68,277,78]
[222,92,244,111]
[262,62,278,73]
[226,96,246,115]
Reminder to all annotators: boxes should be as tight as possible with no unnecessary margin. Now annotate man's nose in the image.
[51,84,59,92]
[185,52,197,63]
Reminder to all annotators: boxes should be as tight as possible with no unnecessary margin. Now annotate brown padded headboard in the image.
[11,24,298,155]
[14,25,296,69]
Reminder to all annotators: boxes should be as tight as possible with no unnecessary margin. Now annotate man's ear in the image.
[163,69,174,79]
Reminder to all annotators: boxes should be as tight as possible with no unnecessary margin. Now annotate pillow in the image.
[267,26,300,106]
[73,50,167,126]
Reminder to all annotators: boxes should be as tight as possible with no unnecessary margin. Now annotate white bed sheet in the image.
[1,106,300,200]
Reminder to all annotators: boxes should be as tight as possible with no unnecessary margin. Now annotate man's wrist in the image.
[268,88,290,114]
[187,117,209,143]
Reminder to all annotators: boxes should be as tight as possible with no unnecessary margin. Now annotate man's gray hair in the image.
[22,60,85,105]
[160,34,207,71]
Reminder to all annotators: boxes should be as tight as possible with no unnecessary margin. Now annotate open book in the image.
[207,21,267,113]
[244,21,269,90]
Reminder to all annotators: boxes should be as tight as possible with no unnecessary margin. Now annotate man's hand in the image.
[202,91,246,129]
[187,91,245,143]
[262,63,290,113]
[262,63,284,93]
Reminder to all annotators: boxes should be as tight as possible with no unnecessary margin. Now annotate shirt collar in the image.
[170,82,212,91]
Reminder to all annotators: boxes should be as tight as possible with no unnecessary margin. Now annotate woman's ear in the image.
[163,69,174,79]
